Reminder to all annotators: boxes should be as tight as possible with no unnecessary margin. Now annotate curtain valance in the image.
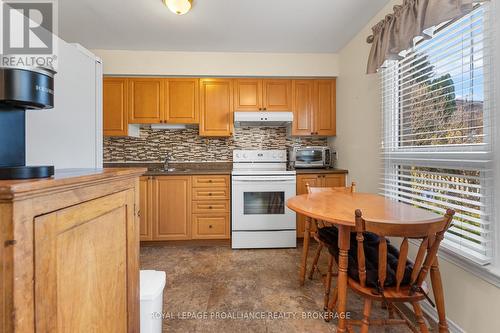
[366,0,484,74]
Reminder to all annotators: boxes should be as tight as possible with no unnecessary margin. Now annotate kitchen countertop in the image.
[104,162,348,176]
[295,168,348,174]
[103,162,232,175]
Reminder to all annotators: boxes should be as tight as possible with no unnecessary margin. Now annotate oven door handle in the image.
[232,177,296,183]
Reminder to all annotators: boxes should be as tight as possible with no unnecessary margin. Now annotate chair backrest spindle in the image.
[395,238,409,292]
[354,209,366,287]
[378,236,387,288]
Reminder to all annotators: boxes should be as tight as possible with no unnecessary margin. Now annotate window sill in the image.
[408,239,500,288]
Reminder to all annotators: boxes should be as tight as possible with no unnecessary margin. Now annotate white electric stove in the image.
[231,149,296,249]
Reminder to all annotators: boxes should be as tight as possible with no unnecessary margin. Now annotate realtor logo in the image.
[2,1,53,54]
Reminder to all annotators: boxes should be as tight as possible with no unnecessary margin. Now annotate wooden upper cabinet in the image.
[164,78,199,124]
[199,78,233,137]
[128,78,163,124]
[292,80,314,136]
[262,79,292,111]
[234,79,262,111]
[153,176,191,240]
[291,78,336,137]
[314,79,336,136]
[233,78,292,111]
[103,77,128,136]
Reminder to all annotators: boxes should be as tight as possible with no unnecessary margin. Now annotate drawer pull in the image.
[208,193,212,196]
[209,225,213,229]
[209,206,213,209]
[209,180,213,183]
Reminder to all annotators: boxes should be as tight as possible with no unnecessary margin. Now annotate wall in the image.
[92,49,339,77]
[332,1,500,332]
[104,126,327,162]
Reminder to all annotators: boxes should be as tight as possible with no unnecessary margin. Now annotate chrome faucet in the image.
[164,153,171,170]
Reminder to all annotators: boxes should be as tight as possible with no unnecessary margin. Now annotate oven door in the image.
[232,175,296,231]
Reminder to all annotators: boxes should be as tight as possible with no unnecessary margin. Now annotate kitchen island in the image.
[0,168,145,333]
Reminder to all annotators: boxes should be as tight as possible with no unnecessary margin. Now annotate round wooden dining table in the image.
[287,191,449,333]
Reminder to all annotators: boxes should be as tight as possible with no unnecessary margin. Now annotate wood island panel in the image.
[0,168,145,333]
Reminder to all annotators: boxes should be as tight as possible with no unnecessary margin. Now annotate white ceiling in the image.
[59,0,389,53]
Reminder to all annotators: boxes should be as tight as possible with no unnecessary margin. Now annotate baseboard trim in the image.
[405,302,465,333]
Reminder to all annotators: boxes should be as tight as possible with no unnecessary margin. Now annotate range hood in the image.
[234,111,293,127]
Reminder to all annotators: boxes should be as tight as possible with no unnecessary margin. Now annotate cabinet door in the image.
[322,174,345,188]
[291,80,314,136]
[153,176,191,240]
[34,190,138,332]
[296,175,322,237]
[234,79,262,111]
[165,79,199,124]
[314,79,336,136]
[103,77,128,136]
[139,177,152,241]
[199,79,233,137]
[128,78,163,124]
[262,79,292,111]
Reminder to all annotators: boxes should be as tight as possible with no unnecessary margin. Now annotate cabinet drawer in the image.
[192,200,229,214]
[192,187,230,200]
[192,214,229,239]
[192,175,229,188]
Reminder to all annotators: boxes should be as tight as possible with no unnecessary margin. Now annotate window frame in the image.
[381,2,500,282]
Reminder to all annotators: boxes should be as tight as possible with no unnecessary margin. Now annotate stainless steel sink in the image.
[147,167,192,173]
[164,167,191,172]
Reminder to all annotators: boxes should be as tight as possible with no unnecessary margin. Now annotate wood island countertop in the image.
[0,167,146,200]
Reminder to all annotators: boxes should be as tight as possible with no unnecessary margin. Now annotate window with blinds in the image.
[380,3,493,264]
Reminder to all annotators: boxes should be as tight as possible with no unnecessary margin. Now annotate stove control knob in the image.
[235,153,240,159]
[243,153,248,158]
[272,153,277,159]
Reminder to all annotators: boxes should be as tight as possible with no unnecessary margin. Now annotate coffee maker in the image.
[0,67,55,179]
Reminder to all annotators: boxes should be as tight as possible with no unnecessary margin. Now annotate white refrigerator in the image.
[26,39,103,169]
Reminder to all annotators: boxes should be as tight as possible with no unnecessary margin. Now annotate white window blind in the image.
[381,3,494,264]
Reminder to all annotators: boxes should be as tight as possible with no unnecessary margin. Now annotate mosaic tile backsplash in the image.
[103,126,328,162]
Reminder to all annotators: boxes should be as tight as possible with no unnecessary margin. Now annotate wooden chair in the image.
[305,181,356,311]
[325,208,455,333]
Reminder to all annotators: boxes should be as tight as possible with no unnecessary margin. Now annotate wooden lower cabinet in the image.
[0,168,143,333]
[139,176,153,240]
[296,173,346,237]
[192,214,230,239]
[141,174,230,241]
[153,176,192,240]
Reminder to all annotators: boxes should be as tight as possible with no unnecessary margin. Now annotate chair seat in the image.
[348,279,429,302]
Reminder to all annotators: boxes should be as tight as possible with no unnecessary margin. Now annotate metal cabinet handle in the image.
[137,210,141,218]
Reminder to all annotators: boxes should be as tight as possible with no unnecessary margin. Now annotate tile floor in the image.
[140,244,437,333]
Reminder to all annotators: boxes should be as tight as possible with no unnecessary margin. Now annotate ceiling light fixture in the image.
[163,0,192,15]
